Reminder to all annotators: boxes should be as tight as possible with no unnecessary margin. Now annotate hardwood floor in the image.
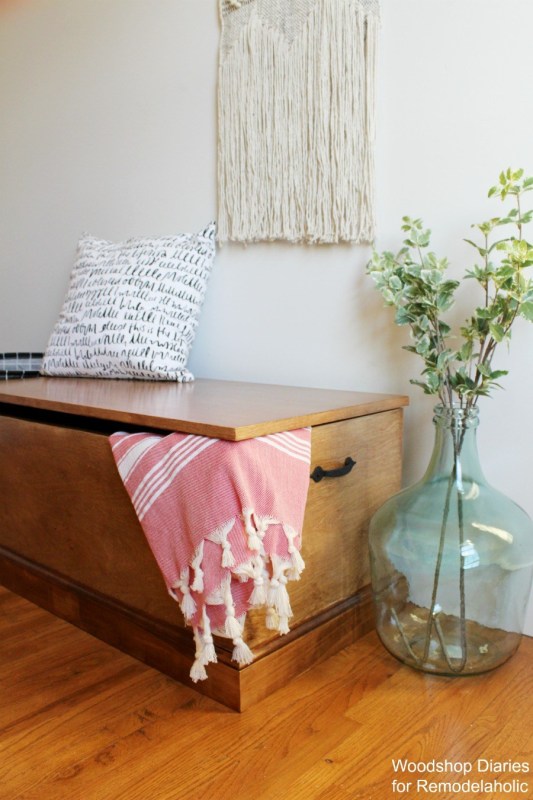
[1,586,532,800]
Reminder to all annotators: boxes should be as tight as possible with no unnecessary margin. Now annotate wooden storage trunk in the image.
[0,378,407,710]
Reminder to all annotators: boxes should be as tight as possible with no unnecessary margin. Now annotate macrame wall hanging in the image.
[217,0,380,244]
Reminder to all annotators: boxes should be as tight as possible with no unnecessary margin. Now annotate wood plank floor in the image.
[1,586,532,800]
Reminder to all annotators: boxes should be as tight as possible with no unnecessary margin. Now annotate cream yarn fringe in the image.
[217,0,380,244]
[172,511,306,683]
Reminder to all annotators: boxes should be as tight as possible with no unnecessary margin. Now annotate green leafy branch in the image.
[367,168,533,410]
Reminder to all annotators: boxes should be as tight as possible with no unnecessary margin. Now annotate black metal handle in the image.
[310,456,356,483]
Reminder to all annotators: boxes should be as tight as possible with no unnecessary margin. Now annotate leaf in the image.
[519,301,533,321]
[425,371,441,392]
[489,322,505,342]
[495,241,511,252]
[395,308,411,326]
[457,341,474,362]
[417,230,431,248]
[436,290,456,312]
[477,363,492,378]
[490,369,509,379]
[436,349,454,371]
[409,379,437,395]
[421,269,440,286]
[487,239,508,254]
[415,334,431,356]
[464,238,487,257]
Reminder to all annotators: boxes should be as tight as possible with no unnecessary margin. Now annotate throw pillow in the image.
[41,222,215,381]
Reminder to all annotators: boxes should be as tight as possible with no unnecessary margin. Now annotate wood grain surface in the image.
[1,586,531,800]
[0,377,408,440]
[0,546,374,711]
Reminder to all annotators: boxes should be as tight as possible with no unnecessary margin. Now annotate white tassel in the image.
[224,581,243,639]
[288,545,305,575]
[242,508,262,552]
[225,613,243,640]
[221,540,235,568]
[277,615,290,635]
[207,519,236,569]
[266,607,279,630]
[232,636,254,665]
[180,588,197,621]
[201,609,217,665]
[190,630,208,683]
[249,576,266,606]
[191,541,205,593]
[284,524,306,577]
[171,569,197,621]
[267,575,293,619]
[190,659,208,683]
[191,571,204,593]
[202,638,217,665]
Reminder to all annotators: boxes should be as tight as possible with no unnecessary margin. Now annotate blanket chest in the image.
[0,378,407,710]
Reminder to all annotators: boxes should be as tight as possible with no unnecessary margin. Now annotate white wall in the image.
[1,0,532,634]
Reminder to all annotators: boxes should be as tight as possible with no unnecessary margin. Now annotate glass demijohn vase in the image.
[369,405,533,675]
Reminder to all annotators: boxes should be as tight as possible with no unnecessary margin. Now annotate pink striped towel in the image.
[110,428,311,682]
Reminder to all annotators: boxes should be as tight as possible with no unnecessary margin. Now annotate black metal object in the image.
[310,456,356,483]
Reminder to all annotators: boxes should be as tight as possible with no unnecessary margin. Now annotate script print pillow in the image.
[41,222,216,381]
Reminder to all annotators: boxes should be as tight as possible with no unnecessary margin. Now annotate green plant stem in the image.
[484,233,490,308]
[434,616,461,672]
[456,483,468,672]
[391,608,421,663]
[420,424,468,672]
[422,465,455,663]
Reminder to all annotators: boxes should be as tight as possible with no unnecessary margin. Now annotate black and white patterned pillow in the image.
[41,223,216,381]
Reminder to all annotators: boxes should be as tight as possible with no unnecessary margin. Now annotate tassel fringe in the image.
[171,569,197,621]
[190,660,208,683]
[242,508,262,551]
[181,508,305,681]
[191,541,205,593]
[232,636,254,666]
[266,607,279,630]
[249,577,266,606]
[190,630,209,683]
[267,577,293,620]
[180,588,197,621]
[218,0,380,243]
[207,519,236,568]
[201,609,217,665]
